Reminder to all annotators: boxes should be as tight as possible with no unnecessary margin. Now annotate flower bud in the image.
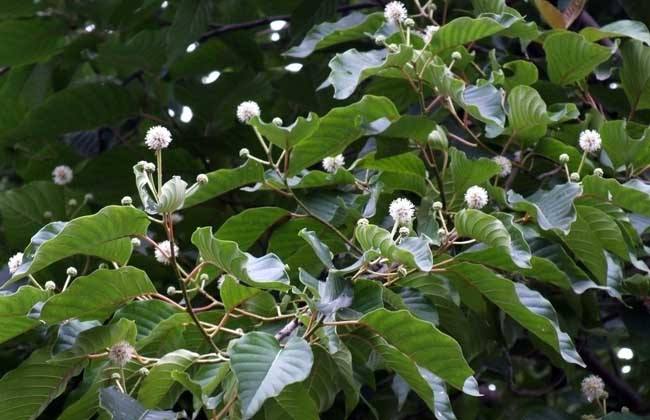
[387,43,399,52]
[398,226,410,237]
[45,281,56,291]
[451,51,462,61]
[131,237,141,247]
[239,148,250,158]
[66,267,77,277]
[570,172,580,182]
[84,193,94,202]
[272,117,283,126]
[398,266,408,277]
[432,201,443,211]
[427,127,448,150]
[43,211,53,219]
[67,198,78,207]
[111,373,122,380]
[559,153,570,164]
[404,18,415,27]
[121,196,133,206]
[138,367,150,376]
[167,286,176,295]
[196,173,209,185]
[374,35,386,45]
[357,218,369,227]
[593,168,604,177]
[199,273,209,282]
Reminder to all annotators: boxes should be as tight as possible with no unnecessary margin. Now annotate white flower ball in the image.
[108,341,135,367]
[389,197,415,225]
[322,154,345,173]
[8,252,23,274]
[154,240,179,264]
[492,156,512,178]
[384,1,408,24]
[578,129,602,153]
[145,125,172,150]
[464,186,489,209]
[581,375,606,402]
[52,165,73,185]
[236,101,260,123]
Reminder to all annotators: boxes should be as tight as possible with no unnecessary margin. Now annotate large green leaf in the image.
[306,345,340,412]
[0,286,48,344]
[581,20,650,46]
[321,45,413,100]
[7,83,139,139]
[229,332,314,419]
[454,209,532,268]
[182,160,264,208]
[286,12,384,58]
[138,349,199,409]
[99,387,177,420]
[354,223,433,271]
[220,275,263,310]
[576,205,629,260]
[448,148,501,205]
[112,300,180,340]
[358,151,427,177]
[582,176,650,217]
[621,40,650,112]
[166,0,213,60]
[600,119,650,171]
[192,226,289,290]
[263,383,320,420]
[63,318,137,357]
[507,182,581,234]
[0,19,65,66]
[428,13,522,54]
[563,208,608,283]
[445,262,585,366]
[40,267,157,323]
[9,206,150,283]
[250,113,320,149]
[288,95,400,175]
[359,309,478,393]
[543,31,612,85]
[215,207,290,250]
[0,347,85,420]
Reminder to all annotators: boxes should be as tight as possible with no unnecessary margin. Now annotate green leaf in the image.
[0,286,48,344]
[288,95,400,175]
[454,209,532,268]
[9,206,150,283]
[100,387,177,420]
[216,207,290,251]
[321,46,413,100]
[8,83,139,139]
[583,176,650,217]
[306,345,340,412]
[620,40,650,113]
[192,226,289,290]
[112,300,180,340]
[298,228,335,268]
[358,151,427,177]
[0,347,85,420]
[229,332,314,419]
[360,309,478,393]
[446,262,585,366]
[428,13,522,54]
[449,148,501,203]
[354,223,433,271]
[600,119,650,171]
[166,0,213,61]
[0,19,65,66]
[157,176,188,213]
[220,275,262,310]
[507,182,581,234]
[138,349,199,408]
[502,60,539,91]
[576,205,629,260]
[563,209,608,283]
[505,85,550,144]
[286,12,384,58]
[182,160,264,208]
[543,31,612,85]
[250,113,320,149]
[41,267,157,323]
[64,318,137,357]
[264,383,320,420]
[581,20,650,45]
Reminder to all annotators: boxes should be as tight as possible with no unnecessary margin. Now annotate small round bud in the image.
[138,367,150,376]
[398,266,408,277]
[196,173,209,185]
[398,226,410,236]
[111,373,122,380]
[593,168,604,177]
[239,148,250,158]
[570,172,580,182]
[404,18,415,27]
[374,35,386,45]
[84,193,94,202]
[199,273,209,282]
[272,117,283,126]
[121,196,133,206]
[66,267,77,277]
[144,162,156,172]
[67,198,78,207]
[559,153,570,164]
[357,218,369,227]
[451,51,462,61]
[167,286,176,295]
[131,237,141,247]
[387,43,399,52]
[432,201,443,211]
[44,281,56,291]
[427,127,448,150]
[43,210,53,219]
[235,328,244,335]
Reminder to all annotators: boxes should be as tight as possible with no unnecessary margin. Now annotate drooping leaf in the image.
[600,119,650,171]
[138,349,199,408]
[620,40,650,113]
[543,31,612,85]
[220,275,262,310]
[446,262,585,366]
[192,226,290,290]
[229,332,314,419]
[581,20,650,46]
[8,206,150,284]
[0,286,48,344]
[428,13,522,53]
[298,228,335,268]
[40,267,157,323]
[354,223,434,271]
[250,113,320,149]
[216,207,290,251]
[576,205,629,260]
[582,176,650,217]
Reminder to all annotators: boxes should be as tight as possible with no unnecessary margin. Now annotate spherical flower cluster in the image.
[389,197,415,225]
[322,154,345,173]
[52,165,73,185]
[154,240,179,264]
[578,129,602,153]
[66,267,77,277]
[145,125,172,150]
[593,168,604,177]
[44,281,56,291]
[384,1,407,24]
[121,196,133,206]
[581,375,606,402]
[236,101,260,123]
[492,155,512,178]
[108,341,135,367]
[464,186,489,209]
[8,252,23,274]
[196,173,209,185]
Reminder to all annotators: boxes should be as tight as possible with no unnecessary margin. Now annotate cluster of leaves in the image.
[1,0,650,419]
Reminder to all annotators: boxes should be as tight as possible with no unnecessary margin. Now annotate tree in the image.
[1,0,649,418]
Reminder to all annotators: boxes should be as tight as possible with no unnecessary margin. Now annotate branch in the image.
[199,2,382,42]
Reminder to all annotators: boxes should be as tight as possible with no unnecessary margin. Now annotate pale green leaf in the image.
[0,286,48,344]
[354,223,433,271]
[543,31,612,85]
